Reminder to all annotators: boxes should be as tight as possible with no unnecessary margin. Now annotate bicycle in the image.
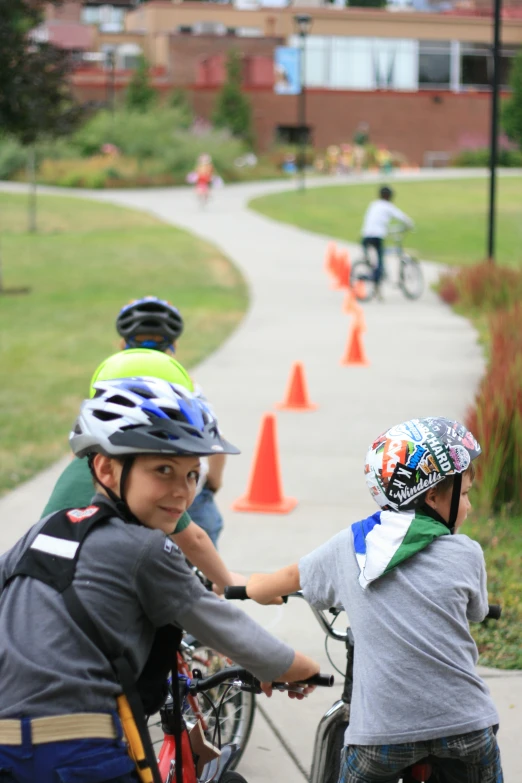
[149,570,256,771]
[351,229,424,302]
[156,662,333,783]
[224,587,501,783]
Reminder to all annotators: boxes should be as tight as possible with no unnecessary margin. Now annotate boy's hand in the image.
[213,571,247,597]
[260,682,316,700]
[246,573,284,606]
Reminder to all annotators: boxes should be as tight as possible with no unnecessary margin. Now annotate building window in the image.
[418,41,451,88]
[461,44,491,88]
[275,125,311,145]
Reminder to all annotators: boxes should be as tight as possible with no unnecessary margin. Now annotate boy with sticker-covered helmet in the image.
[0,378,320,783]
[241,416,503,783]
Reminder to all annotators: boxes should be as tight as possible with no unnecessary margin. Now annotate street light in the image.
[293,13,312,191]
[106,49,116,115]
[487,0,502,264]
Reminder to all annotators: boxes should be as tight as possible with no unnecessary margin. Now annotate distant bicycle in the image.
[351,229,424,302]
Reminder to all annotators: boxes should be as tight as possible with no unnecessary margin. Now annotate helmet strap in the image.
[88,454,141,526]
[448,472,463,534]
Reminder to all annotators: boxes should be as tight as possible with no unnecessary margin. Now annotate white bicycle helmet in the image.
[71,377,239,459]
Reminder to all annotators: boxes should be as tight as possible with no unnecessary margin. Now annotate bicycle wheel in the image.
[186,643,256,770]
[399,255,424,300]
[351,260,377,302]
[220,773,249,783]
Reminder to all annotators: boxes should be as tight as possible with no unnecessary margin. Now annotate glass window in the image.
[460,43,491,88]
[81,6,101,24]
[419,53,451,86]
[418,40,451,87]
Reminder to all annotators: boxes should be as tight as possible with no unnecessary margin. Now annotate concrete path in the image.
[0,172,520,780]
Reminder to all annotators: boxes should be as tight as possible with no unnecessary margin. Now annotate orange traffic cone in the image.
[324,242,337,278]
[340,321,370,367]
[353,279,367,301]
[276,361,317,411]
[343,288,357,315]
[232,414,297,514]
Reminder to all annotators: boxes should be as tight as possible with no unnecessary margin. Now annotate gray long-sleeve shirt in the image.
[299,529,499,745]
[0,500,294,718]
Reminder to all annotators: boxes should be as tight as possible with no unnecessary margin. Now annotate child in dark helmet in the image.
[361,186,414,295]
[115,296,226,547]
[242,417,503,783]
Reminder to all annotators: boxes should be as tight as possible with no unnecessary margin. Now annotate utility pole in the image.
[487,0,502,263]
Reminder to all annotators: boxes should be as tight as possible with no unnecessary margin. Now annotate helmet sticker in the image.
[450,444,471,472]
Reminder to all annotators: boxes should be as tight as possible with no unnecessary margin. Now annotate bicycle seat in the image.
[409,757,433,781]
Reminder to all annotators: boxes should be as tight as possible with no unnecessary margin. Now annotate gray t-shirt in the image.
[299,529,499,745]
[0,498,294,718]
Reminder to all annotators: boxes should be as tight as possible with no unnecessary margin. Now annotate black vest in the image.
[6,502,182,715]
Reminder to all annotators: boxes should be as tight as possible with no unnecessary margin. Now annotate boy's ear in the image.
[424,487,438,509]
[92,454,121,491]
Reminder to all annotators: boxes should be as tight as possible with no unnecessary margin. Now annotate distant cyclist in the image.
[361,186,414,295]
[115,296,227,547]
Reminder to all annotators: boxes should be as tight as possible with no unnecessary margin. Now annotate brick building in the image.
[55,1,522,164]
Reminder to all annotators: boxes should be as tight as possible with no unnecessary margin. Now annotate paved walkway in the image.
[0,172,520,780]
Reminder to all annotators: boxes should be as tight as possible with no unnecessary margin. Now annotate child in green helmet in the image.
[41,349,244,594]
[115,296,227,547]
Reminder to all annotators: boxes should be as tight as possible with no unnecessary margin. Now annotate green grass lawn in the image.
[250,177,522,267]
[0,193,248,496]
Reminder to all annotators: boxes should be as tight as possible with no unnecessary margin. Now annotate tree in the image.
[125,55,157,113]
[212,50,253,146]
[502,49,522,149]
[0,0,82,233]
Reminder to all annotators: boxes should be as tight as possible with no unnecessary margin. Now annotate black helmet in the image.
[379,186,393,200]
[116,297,184,352]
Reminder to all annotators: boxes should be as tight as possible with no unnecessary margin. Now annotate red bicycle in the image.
[156,663,333,783]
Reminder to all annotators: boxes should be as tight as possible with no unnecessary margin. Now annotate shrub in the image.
[0,137,27,179]
[438,263,522,312]
[213,50,254,147]
[125,56,156,114]
[453,148,522,167]
[73,108,191,159]
[466,305,522,514]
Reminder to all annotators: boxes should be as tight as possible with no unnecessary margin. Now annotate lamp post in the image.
[293,14,312,191]
[487,0,502,264]
[106,49,116,115]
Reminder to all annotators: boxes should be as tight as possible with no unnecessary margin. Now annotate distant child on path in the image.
[361,185,414,293]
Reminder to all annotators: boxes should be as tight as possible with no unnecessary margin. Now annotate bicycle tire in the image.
[186,642,256,771]
[399,255,424,300]
[219,773,250,783]
[351,261,376,303]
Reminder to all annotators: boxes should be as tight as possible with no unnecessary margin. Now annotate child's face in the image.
[102,454,200,534]
[428,472,473,531]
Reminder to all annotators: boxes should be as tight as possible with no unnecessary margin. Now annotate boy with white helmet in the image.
[0,379,319,783]
[242,417,503,782]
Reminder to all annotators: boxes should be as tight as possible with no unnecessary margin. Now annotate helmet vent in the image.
[107,394,137,408]
[93,410,122,422]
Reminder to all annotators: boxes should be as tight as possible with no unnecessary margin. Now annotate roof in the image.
[41,21,95,50]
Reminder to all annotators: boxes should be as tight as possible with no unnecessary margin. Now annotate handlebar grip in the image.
[301,673,335,687]
[224,586,249,600]
[487,604,502,620]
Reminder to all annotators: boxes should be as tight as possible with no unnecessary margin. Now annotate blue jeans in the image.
[0,715,138,783]
[188,487,224,548]
[362,237,384,284]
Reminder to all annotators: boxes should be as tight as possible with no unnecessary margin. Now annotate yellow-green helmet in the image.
[89,349,193,398]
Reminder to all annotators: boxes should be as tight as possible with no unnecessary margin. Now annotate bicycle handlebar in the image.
[187,665,333,695]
